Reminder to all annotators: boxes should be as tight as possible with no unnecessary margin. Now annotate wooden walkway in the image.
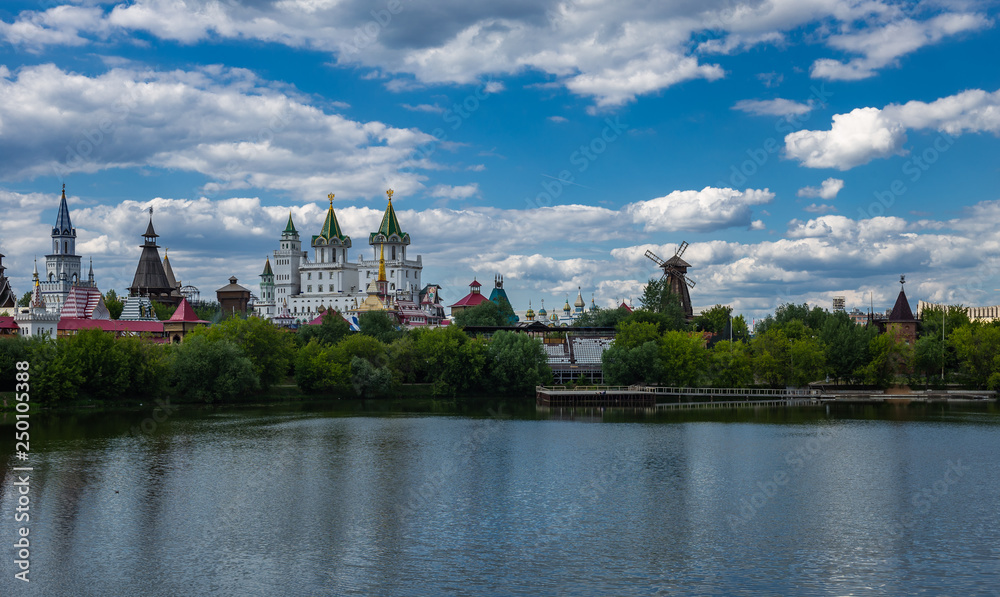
[536,386,821,409]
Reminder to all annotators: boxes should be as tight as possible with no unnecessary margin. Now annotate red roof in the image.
[469,279,481,288]
[59,318,164,334]
[449,292,490,308]
[0,316,17,331]
[618,301,633,313]
[305,310,350,326]
[169,298,208,323]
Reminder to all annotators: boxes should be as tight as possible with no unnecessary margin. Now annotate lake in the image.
[2,402,999,596]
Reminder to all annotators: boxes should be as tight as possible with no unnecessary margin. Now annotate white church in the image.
[254,191,424,322]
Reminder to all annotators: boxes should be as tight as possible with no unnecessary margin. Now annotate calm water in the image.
[2,403,999,596]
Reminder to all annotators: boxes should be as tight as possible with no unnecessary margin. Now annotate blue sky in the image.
[1,0,999,321]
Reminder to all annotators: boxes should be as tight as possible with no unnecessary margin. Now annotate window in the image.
[308,272,312,280]
[307,285,312,293]
[318,285,323,292]
[318,272,323,280]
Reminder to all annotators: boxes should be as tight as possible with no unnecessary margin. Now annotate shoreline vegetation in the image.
[3,283,1000,413]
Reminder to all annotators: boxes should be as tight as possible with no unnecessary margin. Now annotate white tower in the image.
[42,184,85,311]
[273,212,306,305]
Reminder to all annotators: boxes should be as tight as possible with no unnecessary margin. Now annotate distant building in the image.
[163,298,208,343]
[832,296,846,312]
[0,253,16,314]
[449,279,489,316]
[41,185,98,312]
[217,276,251,317]
[874,276,918,345]
[917,300,1000,323]
[128,210,179,305]
[15,269,60,338]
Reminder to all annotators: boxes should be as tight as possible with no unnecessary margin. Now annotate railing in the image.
[536,385,820,397]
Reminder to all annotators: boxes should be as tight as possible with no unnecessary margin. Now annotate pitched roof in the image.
[449,292,490,308]
[888,288,916,322]
[283,212,297,234]
[316,200,350,244]
[163,252,178,289]
[54,185,74,236]
[168,298,208,323]
[143,217,158,239]
[369,192,409,244]
[59,318,165,334]
[261,258,273,276]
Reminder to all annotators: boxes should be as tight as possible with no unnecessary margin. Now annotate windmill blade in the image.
[674,240,689,259]
[683,276,696,289]
[644,249,665,267]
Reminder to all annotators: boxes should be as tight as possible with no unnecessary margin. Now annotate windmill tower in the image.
[644,241,696,319]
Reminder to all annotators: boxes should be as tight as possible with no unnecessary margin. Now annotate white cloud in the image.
[784,107,908,170]
[803,203,837,214]
[733,98,813,117]
[401,103,444,114]
[428,183,481,200]
[0,63,438,199]
[811,13,992,81]
[625,187,774,232]
[786,88,1000,170]
[548,115,569,123]
[10,0,965,108]
[797,177,844,199]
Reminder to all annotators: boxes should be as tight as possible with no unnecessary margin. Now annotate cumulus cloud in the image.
[428,183,481,201]
[732,98,813,117]
[625,187,774,232]
[811,13,992,81]
[797,177,844,200]
[785,107,907,170]
[785,88,1000,170]
[5,1,978,108]
[0,63,437,199]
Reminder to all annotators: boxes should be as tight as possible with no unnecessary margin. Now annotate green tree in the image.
[918,305,970,340]
[294,339,349,393]
[350,356,394,398]
[195,302,222,323]
[453,300,509,327]
[752,328,791,387]
[357,310,402,344]
[789,337,826,387]
[298,309,351,346]
[602,341,660,386]
[104,289,124,319]
[658,331,708,386]
[28,337,82,404]
[195,316,295,389]
[914,335,945,384]
[0,336,31,391]
[820,311,876,383]
[152,300,177,321]
[614,320,660,350]
[487,330,550,395]
[708,340,753,387]
[17,290,31,307]
[696,304,732,335]
[414,325,488,396]
[638,278,688,329]
[170,336,258,402]
[387,334,421,383]
[572,306,632,328]
[949,322,1000,389]
[863,333,913,389]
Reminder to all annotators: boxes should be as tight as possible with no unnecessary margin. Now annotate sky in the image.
[1,0,999,321]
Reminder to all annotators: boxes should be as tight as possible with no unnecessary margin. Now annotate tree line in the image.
[0,309,550,405]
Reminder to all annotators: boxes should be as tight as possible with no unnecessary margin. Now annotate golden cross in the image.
[386,189,394,201]
[327,193,335,206]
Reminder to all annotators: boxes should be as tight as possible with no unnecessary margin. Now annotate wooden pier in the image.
[536,386,821,409]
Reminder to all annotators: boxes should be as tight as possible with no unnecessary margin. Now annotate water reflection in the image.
[1,404,998,595]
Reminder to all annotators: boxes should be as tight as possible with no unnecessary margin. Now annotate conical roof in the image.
[317,197,349,243]
[888,288,915,322]
[370,190,409,244]
[163,251,178,289]
[575,289,585,308]
[143,217,158,239]
[129,217,172,296]
[284,212,297,234]
[54,185,74,236]
[168,298,207,323]
[261,257,273,276]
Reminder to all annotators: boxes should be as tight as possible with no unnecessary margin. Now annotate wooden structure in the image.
[645,241,696,319]
[216,276,251,317]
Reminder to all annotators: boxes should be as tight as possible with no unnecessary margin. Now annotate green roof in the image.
[283,212,297,234]
[316,202,349,243]
[370,197,409,244]
[261,258,273,276]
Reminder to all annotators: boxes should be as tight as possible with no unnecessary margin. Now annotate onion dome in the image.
[525,300,535,320]
[537,299,547,317]
[563,295,571,313]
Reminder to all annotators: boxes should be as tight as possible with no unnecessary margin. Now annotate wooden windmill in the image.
[644,241,695,319]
